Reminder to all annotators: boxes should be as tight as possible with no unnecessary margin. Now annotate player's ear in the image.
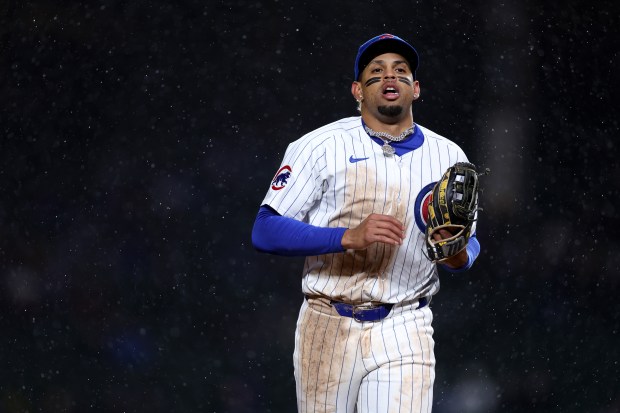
[351,82,363,101]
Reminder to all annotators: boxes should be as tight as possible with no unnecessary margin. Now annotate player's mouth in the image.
[382,85,400,101]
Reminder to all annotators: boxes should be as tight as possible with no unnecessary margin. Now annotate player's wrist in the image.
[341,229,354,249]
[439,248,469,268]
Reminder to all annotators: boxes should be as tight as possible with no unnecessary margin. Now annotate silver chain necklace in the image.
[364,124,416,156]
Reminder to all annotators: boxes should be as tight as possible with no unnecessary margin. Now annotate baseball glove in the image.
[425,162,481,263]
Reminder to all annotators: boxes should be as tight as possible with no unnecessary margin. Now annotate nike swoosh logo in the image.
[349,156,370,163]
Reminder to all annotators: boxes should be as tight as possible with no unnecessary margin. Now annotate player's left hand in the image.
[425,162,482,263]
[430,227,458,242]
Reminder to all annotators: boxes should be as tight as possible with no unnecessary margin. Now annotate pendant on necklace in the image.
[382,142,395,156]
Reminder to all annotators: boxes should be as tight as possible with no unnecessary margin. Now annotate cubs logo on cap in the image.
[354,33,419,80]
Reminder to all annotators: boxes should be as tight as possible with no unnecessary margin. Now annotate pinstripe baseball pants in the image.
[294,297,435,413]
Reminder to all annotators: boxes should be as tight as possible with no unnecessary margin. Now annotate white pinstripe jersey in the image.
[262,116,470,304]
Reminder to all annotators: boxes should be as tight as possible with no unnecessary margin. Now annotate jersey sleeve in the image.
[260,137,325,221]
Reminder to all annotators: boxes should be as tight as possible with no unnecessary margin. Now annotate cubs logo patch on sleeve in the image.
[271,165,292,191]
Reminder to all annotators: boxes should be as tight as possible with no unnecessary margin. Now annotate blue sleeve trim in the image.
[440,234,481,273]
[251,205,347,257]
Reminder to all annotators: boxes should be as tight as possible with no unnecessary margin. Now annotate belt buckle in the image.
[352,303,377,322]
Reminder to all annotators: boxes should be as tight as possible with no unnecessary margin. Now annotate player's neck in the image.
[362,115,415,137]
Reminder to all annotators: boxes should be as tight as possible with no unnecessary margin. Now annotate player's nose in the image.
[383,68,396,79]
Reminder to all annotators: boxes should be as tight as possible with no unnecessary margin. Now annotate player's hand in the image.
[341,213,405,250]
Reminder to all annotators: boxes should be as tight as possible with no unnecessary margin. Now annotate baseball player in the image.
[252,33,481,413]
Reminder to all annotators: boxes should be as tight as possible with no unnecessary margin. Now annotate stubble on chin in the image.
[377,105,403,117]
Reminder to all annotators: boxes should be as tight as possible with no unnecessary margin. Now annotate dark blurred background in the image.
[1,0,619,412]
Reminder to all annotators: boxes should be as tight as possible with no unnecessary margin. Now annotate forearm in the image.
[251,205,347,256]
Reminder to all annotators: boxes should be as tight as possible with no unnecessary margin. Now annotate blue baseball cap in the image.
[354,33,419,80]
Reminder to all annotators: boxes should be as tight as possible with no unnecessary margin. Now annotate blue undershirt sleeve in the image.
[252,205,347,257]
[439,234,480,273]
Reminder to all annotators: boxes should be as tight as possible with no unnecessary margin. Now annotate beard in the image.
[377,105,403,117]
